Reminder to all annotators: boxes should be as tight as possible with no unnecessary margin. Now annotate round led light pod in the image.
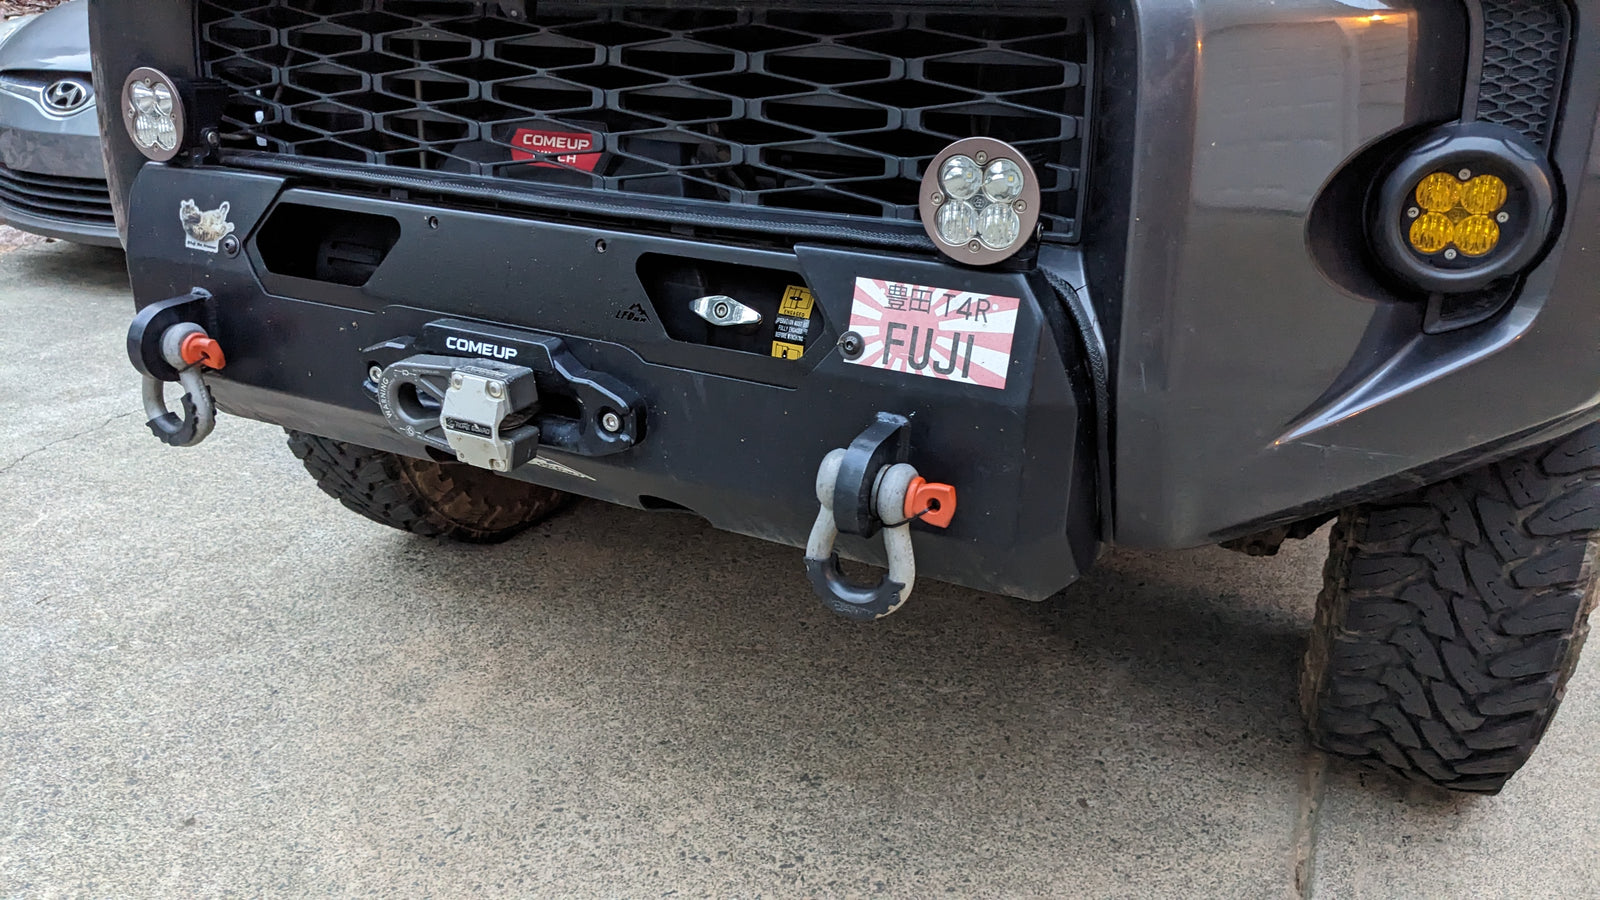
[122,67,186,162]
[921,137,1040,266]
[1373,122,1557,293]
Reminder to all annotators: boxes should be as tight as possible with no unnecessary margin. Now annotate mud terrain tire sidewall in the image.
[1302,423,1600,792]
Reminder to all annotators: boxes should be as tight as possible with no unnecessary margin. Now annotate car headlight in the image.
[921,138,1041,266]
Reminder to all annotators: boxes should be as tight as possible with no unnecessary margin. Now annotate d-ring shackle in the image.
[141,322,223,447]
[129,288,227,445]
[805,451,922,621]
[803,413,958,622]
[128,291,227,448]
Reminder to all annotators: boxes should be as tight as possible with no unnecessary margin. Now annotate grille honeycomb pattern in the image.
[198,1,1091,238]
[1475,0,1569,145]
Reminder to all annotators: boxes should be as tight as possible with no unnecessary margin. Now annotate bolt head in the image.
[1497,212,1510,223]
[1407,207,1421,219]
[1444,249,1459,260]
[600,411,624,434]
[487,381,505,399]
[368,365,383,383]
[974,151,988,165]
[1014,200,1027,212]
[931,192,945,206]
[450,373,464,389]
[1458,168,1473,180]
[713,301,731,319]
[968,240,982,253]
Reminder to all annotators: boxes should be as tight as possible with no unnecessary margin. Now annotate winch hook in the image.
[804,413,957,622]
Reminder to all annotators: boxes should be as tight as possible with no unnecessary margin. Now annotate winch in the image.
[365,319,645,472]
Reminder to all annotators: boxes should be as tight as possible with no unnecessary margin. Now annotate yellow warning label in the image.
[778,285,816,320]
[773,285,816,361]
[771,340,806,360]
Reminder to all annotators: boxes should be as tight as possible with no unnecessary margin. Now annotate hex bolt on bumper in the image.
[804,414,957,622]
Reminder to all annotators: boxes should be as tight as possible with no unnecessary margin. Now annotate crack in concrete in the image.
[0,411,137,476]
[1292,749,1329,899]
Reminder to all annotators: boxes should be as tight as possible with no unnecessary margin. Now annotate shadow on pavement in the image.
[4,241,126,290]
[343,498,1329,892]
[403,500,1317,769]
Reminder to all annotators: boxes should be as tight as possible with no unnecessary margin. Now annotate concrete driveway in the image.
[1,242,1596,897]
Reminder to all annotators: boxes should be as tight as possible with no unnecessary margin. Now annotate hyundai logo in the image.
[43,78,91,114]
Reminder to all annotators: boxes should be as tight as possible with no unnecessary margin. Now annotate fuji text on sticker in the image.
[843,277,1021,390]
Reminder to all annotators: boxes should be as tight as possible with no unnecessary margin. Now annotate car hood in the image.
[0,0,89,74]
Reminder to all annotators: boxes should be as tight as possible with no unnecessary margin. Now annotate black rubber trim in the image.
[1043,267,1113,538]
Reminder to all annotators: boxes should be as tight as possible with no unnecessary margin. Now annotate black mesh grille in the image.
[0,163,115,226]
[198,1,1091,239]
[1475,0,1569,145]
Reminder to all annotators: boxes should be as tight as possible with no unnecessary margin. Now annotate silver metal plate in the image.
[689,294,762,327]
[442,372,514,471]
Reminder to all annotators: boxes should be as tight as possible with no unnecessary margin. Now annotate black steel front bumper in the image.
[124,162,1101,600]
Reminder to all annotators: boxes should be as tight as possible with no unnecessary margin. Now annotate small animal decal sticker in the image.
[180,199,235,253]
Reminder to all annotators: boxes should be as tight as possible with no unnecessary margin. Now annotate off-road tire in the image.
[1303,422,1600,793]
[286,430,571,543]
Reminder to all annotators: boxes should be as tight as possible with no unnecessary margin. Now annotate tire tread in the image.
[1303,423,1600,793]
[285,430,570,543]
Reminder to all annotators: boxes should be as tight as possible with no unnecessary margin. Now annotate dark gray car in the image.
[94,0,1600,797]
[0,0,117,246]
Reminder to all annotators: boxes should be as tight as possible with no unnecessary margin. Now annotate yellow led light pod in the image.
[1371,122,1556,294]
